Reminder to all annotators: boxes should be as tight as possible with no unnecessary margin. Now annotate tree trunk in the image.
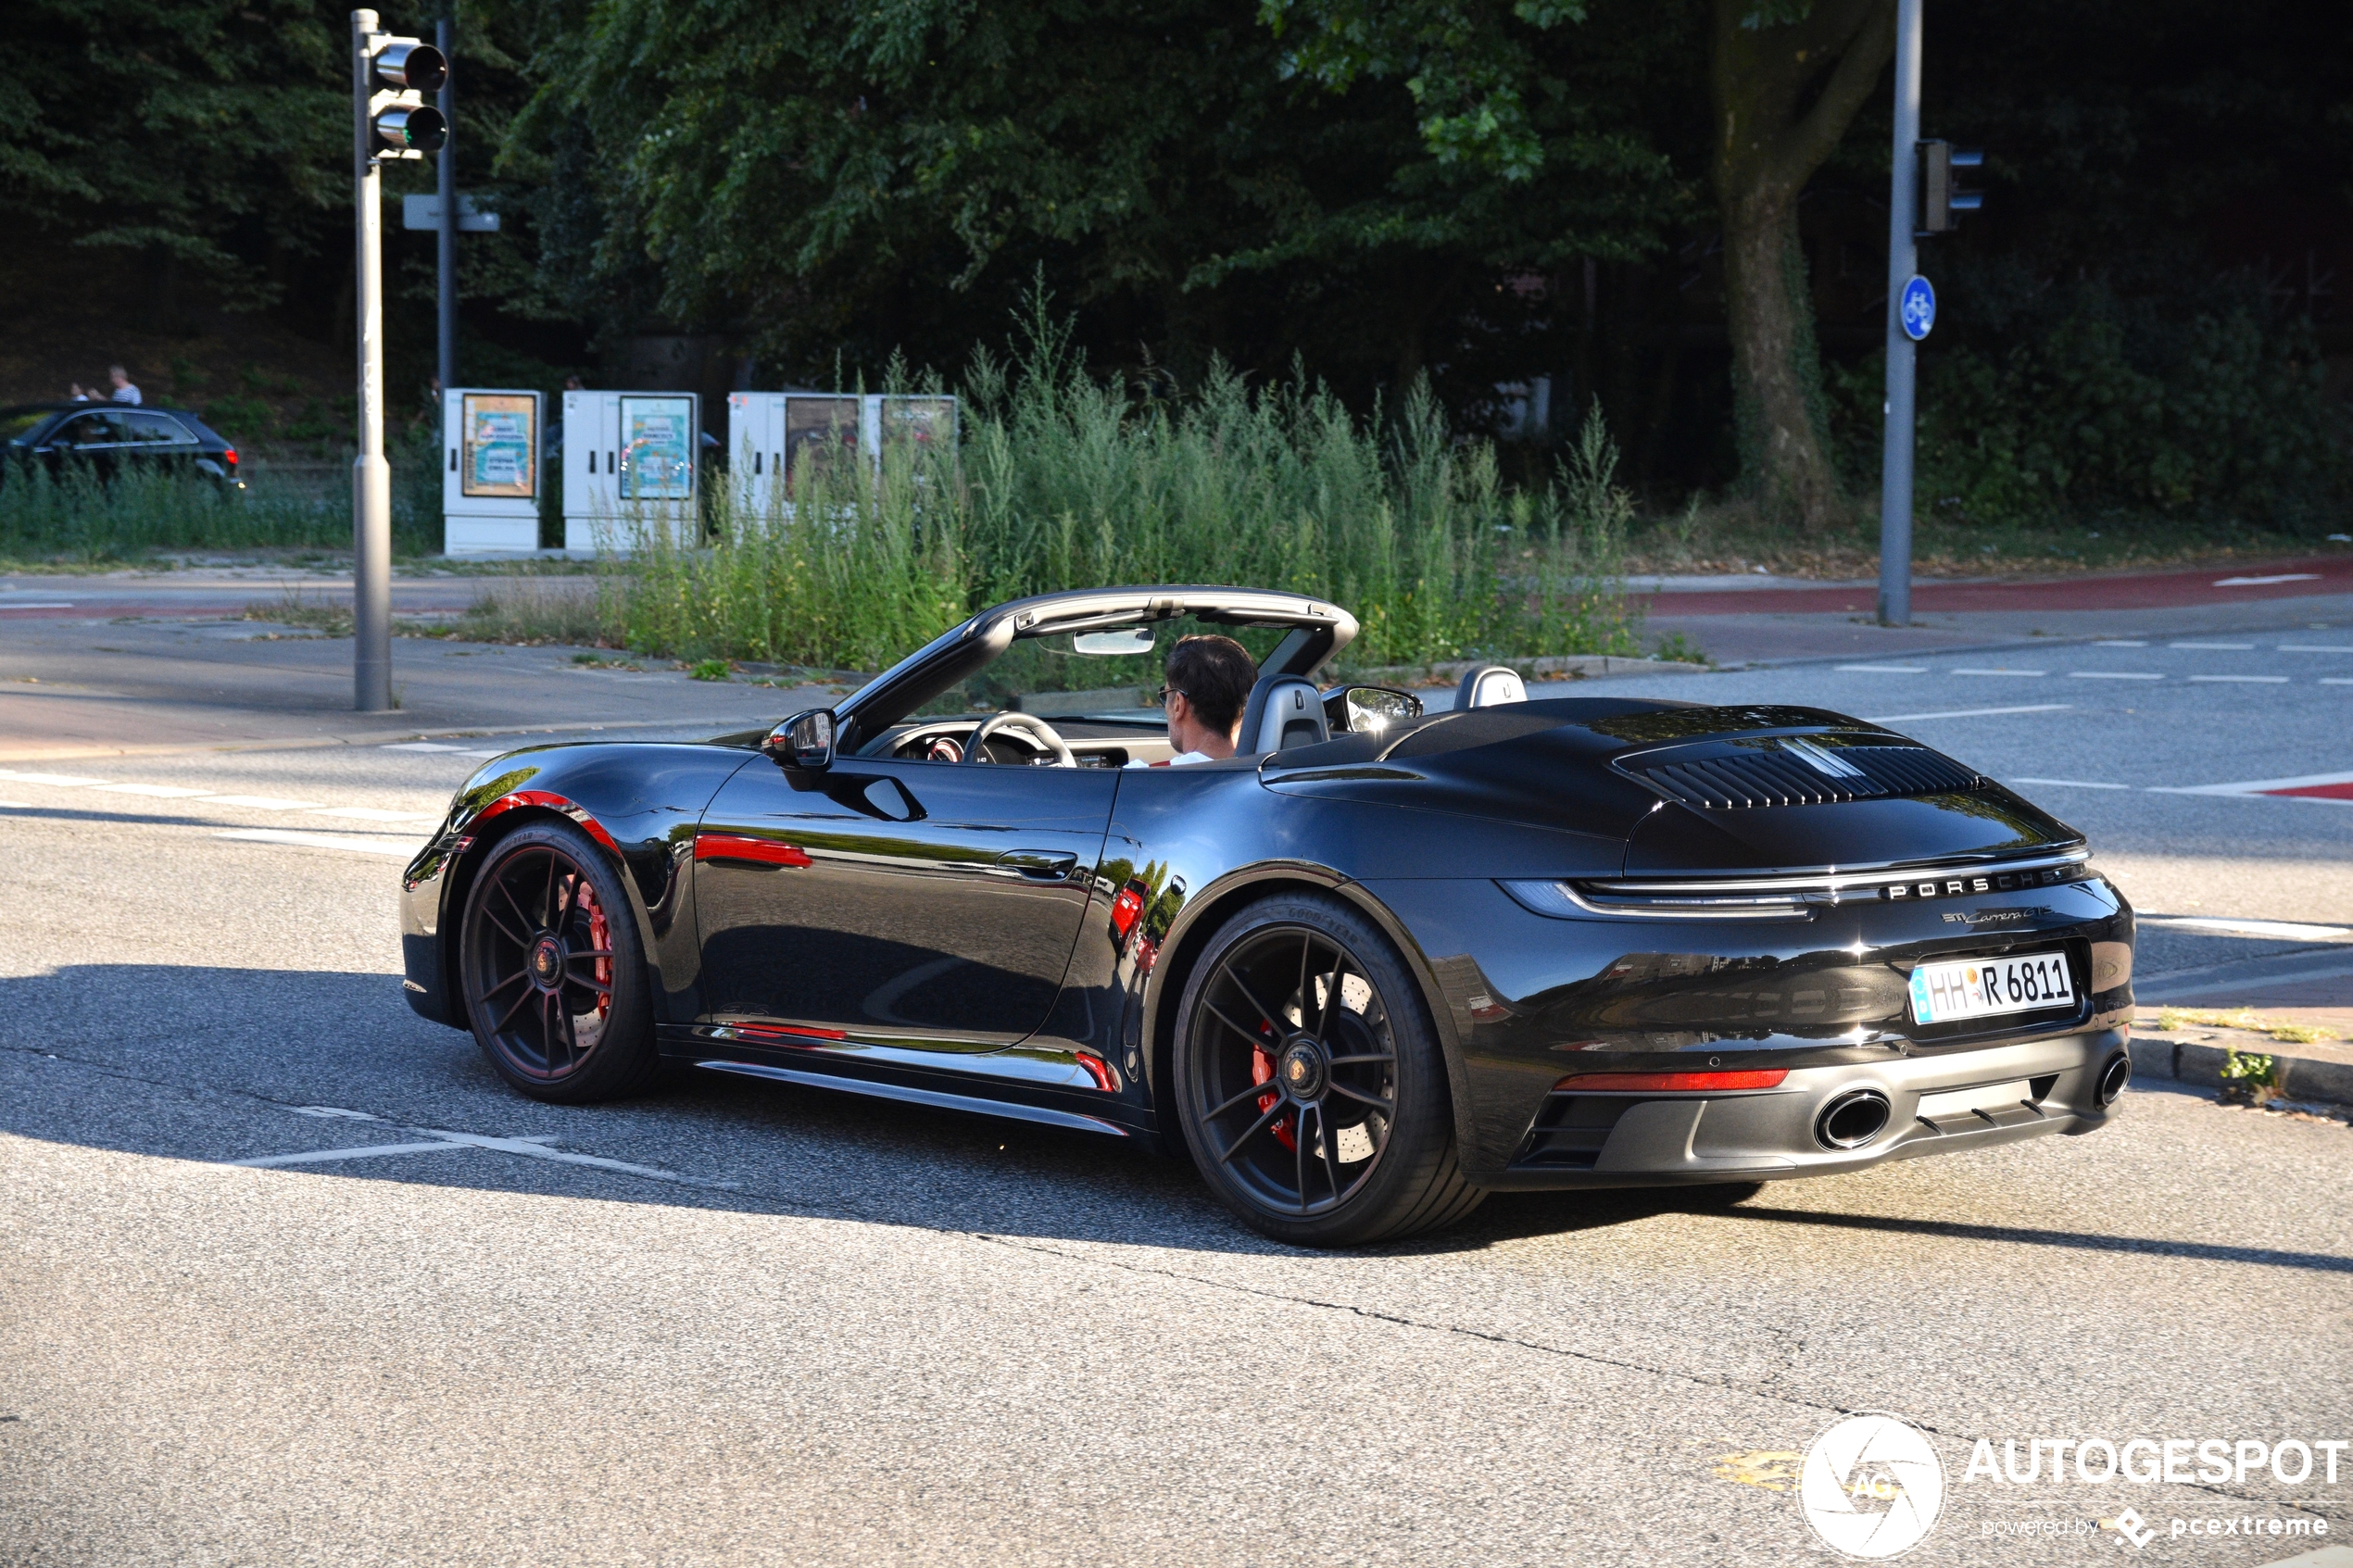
[1711,0,1895,532]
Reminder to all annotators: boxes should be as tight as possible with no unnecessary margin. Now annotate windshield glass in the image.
[912,615,1296,723]
[0,408,56,443]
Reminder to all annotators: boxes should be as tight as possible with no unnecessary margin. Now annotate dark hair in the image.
[1164,633,1257,735]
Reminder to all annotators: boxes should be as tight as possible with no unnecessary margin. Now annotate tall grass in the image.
[0,458,437,561]
[612,312,1639,671]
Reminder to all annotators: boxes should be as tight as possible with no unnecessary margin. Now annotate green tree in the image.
[0,0,347,320]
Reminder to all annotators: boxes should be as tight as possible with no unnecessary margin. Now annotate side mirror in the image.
[1322,684,1423,734]
[765,709,837,770]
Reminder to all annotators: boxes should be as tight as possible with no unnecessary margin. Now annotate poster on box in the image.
[881,396,956,453]
[784,395,861,482]
[460,394,536,498]
[620,396,696,501]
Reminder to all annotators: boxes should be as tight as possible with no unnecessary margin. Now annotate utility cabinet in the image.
[441,388,543,557]
[725,393,958,515]
[560,390,700,554]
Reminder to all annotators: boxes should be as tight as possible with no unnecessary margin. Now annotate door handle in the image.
[996,850,1077,881]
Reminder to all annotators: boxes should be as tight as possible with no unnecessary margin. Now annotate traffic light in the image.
[365,36,447,160]
[1919,141,1982,233]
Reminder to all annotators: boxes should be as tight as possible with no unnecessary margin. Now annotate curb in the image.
[2128,1036,2353,1110]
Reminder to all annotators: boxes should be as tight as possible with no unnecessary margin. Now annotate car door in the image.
[44,408,127,481]
[126,411,200,478]
[693,750,1116,1053]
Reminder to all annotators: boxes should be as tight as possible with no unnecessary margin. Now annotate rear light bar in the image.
[1554,1070,1788,1093]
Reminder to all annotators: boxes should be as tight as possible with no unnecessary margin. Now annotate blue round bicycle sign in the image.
[1900,274,1936,341]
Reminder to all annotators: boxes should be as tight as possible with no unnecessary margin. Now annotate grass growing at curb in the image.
[598,310,1643,672]
[2153,1006,2340,1046]
[0,463,435,562]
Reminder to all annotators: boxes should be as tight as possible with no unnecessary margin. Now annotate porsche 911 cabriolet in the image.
[399,585,2136,1246]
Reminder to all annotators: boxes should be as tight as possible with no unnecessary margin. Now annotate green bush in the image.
[0,461,434,561]
[605,311,1640,671]
[1830,266,2348,530]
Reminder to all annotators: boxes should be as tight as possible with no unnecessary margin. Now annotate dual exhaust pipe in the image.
[1812,1051,2131,1151]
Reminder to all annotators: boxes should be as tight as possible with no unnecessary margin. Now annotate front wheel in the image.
[1174,891,1484,1247]
[458,820,660,1103]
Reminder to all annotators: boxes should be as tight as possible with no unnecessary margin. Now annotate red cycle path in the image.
[1634,554,2353,616]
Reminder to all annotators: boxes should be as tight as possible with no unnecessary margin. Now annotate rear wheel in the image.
[459,820,659,1103]
[1174,892,1483,1247]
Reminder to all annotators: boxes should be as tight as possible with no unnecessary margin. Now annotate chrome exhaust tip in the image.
[2095,1051,2132,1107]
[1815,1087,1892,1150]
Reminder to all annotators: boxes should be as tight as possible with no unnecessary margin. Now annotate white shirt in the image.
[111,383,141,405]
[1126,749,1216,769]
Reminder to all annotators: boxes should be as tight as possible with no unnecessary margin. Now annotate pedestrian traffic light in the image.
[1919,141,1982,233]
[365,37,447,160]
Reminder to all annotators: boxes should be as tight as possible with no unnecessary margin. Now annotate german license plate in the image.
[1908,951,2075,1025]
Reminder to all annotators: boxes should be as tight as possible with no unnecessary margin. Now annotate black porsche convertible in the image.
[399,585,2136,1246]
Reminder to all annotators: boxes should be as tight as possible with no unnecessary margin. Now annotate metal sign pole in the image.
[435,13,457,395]
[1877,0,1922,628]
[351,8,393,711]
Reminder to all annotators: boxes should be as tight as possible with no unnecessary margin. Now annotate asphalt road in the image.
[3,641,2349,1566]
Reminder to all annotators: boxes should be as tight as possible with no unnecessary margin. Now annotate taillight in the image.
[222,446,238,468]
[1554,1070,1788,1093]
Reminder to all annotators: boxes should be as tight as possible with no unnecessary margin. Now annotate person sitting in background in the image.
[68,382,91,401]
[1145,633,1257,765]
[107,365,141,405]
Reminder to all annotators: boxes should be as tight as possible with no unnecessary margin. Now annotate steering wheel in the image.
[964,710,1077,767]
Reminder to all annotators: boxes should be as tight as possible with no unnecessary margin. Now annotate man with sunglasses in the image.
[1145,633,1258,765]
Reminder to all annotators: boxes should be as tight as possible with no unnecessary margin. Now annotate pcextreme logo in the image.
[1800,1412,1947,1559]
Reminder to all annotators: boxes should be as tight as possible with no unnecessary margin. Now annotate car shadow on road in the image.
[9,963,2347,1270]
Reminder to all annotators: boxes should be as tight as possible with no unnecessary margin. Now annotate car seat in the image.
[1238,674,1330,755]
[1453,664,1528,709]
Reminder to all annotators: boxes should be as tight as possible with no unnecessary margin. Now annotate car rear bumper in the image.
[1475,1027,2128,1191]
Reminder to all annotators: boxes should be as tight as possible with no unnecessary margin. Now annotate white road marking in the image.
[304,806,439,822]
[1836,664,1927,673]
[289,1106,381,1120]
[2171,641,2256,649]
[408,1128,741,1189]
[2141,915,2353,942]
[1864,704,2071,723]
[2010,777,2131,789]
[0,602,74,610]
[2095,639,2147,646]
[0,799,32,809]
[2325,678,2353,686]
[2211,573,2320,587]
[2147,770,2353,796]
[92,783,213,798]
[2068,671,2164,680]
[233,1140,476,1168]
[198,794,326,809]
[215,829,422,857]
[2280,644,2353,653]
[383,742,467,752]
[1949,668,2046,676]
[2188,674,2288,684]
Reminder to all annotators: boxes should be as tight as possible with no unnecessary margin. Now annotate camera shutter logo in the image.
[1799,1413,1947,1559]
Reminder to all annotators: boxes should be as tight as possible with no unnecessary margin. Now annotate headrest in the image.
[1454,664,1528,709]
[1239,674,1330,756]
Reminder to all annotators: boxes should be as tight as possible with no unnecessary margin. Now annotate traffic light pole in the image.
[435,14,457,395]
[1877,0,1922,628]
[351,8,393,711]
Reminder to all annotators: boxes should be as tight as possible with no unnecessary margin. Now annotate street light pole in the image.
[435,13,457,395]
[1877,0,1922,628]
[351,8,393,711]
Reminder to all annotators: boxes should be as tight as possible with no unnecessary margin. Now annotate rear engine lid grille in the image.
[1629,735,1982,809]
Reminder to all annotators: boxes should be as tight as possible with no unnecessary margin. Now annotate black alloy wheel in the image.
[1175,892,1483,1247]
[459,820,659,1102]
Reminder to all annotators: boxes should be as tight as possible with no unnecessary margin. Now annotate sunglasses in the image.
[1153,685,1189,709]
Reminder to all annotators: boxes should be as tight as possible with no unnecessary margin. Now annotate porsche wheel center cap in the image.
[529,936,564,988]
[1277,1039,1327,1101]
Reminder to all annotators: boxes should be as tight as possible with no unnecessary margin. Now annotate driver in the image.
[1145,633,1257,765]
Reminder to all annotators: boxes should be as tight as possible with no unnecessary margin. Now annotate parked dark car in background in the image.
[0,402,244,490]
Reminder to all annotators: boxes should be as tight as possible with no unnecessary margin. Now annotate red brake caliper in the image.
[1251,1023,1297,1152]
[582,884,612,1020]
